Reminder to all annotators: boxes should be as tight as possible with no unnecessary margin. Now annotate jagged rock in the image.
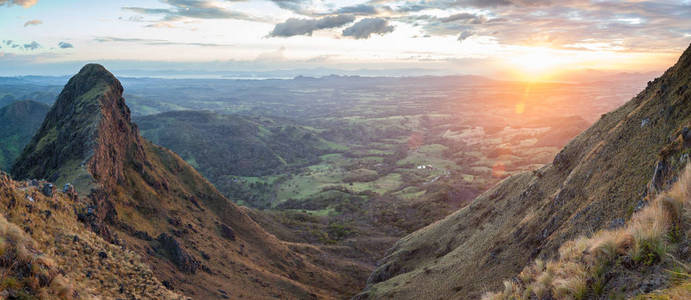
[552,149,570,171]
[649,160,667,192]
[62,183,78,200]
[133,230,153,241]
[41,183,54,197]
[156,233,200,274]
[162,280,173,290]
[219,223,236,241]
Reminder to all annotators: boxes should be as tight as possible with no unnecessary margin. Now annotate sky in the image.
[1,0,690,79]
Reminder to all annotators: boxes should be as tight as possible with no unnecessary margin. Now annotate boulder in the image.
[156,233,200,274]
[219,223,236,241]
[41,183,54,197]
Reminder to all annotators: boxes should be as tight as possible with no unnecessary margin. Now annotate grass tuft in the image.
[482,164,691,299]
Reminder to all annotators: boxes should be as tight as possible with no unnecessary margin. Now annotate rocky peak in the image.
[12,63,146,190]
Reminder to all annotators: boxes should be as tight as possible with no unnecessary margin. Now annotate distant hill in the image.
[136,110,336,178]
[0,100,50,170]
[357,44,691,299]
[11,64,363,299]
[135,111,340,207]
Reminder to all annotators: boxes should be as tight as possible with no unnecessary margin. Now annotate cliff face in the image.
[358,44,691,299]
[10,64,362,299]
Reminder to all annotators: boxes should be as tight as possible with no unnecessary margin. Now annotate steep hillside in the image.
[9,64,363,299]
[357,44,691,299]
[0,173,183,299]
[0,100,49,170]
[482,165,689,299]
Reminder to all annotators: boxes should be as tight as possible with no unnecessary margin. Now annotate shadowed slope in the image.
[0,100,49,171]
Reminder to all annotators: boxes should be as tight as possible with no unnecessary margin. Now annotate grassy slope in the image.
[358,44,691,299]
[0,172,182,299]
[483,165,690,299]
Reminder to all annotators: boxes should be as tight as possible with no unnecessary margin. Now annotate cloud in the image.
[391,0,691,52]
[0,0,38,8]
[94,36,233,47]
[255,46,286,61]
[439,13,485,24]
[2,40,42,51]
[57,41,73,49]
[457,31,473,42]
[269,15,355,37]
[23,41,40,50]
[270,0,311,15]
[123,0,266,25]
[342,18,394,39]
[23,19,42,27]
[335,4,378,15]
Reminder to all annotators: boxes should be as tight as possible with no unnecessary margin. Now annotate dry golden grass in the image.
[0,213,75,299]
[0,173,185,300]
[482,164,691,300]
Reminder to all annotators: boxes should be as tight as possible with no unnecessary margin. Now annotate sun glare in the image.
[507,48,570,81]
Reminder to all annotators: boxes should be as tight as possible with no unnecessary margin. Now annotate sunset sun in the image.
[507,48,574,81]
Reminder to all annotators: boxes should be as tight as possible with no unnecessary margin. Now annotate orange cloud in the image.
[24,19,42,27]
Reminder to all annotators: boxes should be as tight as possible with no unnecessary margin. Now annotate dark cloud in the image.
[0,0,39,8]
[269,15,355,37]
[23,41,40,50]
[57,42,73,49]
[342,18,394,39]
[94,36,233,47]
[23,19,42,27]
